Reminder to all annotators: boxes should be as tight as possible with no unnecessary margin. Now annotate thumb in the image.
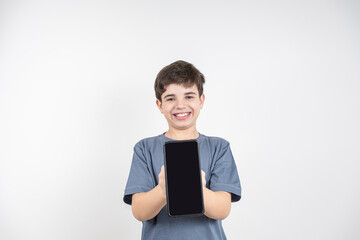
[201,170,206,186]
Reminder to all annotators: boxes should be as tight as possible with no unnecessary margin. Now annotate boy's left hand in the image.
[201,170,231,220]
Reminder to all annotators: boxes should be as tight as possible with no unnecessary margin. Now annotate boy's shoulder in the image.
[200,134,232,153]
[134,133,230,148]
[133,134,164,149]
[203,134,230,143]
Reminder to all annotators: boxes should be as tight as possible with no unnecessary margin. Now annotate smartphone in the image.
[163,140,204,217]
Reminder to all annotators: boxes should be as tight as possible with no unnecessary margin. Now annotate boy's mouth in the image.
[173,112,191,120]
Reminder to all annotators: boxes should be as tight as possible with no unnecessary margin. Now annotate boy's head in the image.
[154,60,205,102]
[154,60,206,133]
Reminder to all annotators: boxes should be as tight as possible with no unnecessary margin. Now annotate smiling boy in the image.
[123,60,241,240]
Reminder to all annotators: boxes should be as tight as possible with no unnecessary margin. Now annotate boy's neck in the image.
[164,128,199,141]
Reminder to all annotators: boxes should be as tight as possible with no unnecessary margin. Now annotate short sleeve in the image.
[209,140,242,202]
[123,142,155,205]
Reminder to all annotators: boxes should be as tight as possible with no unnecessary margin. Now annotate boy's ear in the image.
[200,93,205,109]
[156,99,164,113]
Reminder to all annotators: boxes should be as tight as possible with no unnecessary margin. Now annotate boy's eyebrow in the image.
[164,94,175,99]
[163,92,197,99]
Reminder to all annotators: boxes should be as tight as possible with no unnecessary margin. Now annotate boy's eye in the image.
[166,98,175,101]
[186,96,194,99]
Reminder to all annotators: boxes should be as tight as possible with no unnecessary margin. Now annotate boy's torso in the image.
[125,133,241,240]
[137,133,228,240]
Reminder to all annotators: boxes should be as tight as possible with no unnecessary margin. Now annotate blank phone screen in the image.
[164,140,204,217]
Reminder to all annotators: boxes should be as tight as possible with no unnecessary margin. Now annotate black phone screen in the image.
[164,140,204,217]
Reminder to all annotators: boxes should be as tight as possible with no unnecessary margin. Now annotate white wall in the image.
[1,0,359,239]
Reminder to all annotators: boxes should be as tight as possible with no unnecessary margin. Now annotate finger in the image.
[200,171,205,185]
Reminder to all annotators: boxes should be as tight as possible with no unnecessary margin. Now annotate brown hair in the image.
[154,60,205,101]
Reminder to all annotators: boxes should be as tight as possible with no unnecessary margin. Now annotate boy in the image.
[123,60,241,240]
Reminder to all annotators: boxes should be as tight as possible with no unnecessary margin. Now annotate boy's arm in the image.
[202,171,232,220]
[131,166,167,222]
[132,168,231,221]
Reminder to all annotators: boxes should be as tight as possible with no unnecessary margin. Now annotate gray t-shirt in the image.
[124,133,241,240]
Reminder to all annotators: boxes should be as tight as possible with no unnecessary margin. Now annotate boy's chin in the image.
[170,123,196,131]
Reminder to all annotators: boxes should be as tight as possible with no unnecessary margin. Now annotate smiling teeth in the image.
[176,113,189,117]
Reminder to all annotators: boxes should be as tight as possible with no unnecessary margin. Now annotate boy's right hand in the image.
[131,165,167,221]
[158,165,167,201]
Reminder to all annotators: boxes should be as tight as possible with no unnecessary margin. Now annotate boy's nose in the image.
[175,100,186,109]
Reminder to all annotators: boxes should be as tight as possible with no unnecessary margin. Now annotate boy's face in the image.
[156,83,205,131]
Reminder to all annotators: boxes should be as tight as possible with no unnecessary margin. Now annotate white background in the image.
[1,0,359,239]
